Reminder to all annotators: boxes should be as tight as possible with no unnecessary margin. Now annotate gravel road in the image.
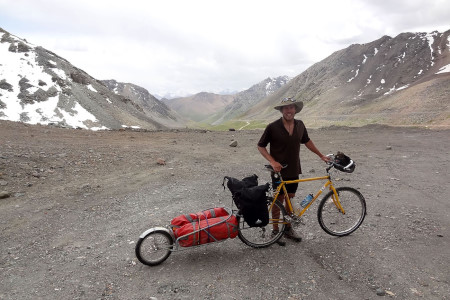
[0,120,449,299]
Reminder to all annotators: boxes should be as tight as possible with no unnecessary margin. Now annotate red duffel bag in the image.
[173,214,238,247]
[171,207,230,228]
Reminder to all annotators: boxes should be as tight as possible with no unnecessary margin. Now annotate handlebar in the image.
[264,153,355,174]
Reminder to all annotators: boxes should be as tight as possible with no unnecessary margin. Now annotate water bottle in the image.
[300,193,314,208]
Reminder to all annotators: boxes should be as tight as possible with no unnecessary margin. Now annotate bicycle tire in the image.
[237,200,287,248]
[135,229,173,266]
[317,187,366,236]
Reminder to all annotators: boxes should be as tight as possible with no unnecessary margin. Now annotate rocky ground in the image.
[0,120,449,300]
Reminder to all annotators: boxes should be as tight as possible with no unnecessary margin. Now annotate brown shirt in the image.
[258,118,310,178]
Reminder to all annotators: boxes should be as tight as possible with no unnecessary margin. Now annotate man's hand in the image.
[270,161,283,172]
[258,146,283,171]
[305,140,331,163]
[320,155,331,163]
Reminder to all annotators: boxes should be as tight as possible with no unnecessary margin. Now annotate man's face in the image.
[281,104,296,120]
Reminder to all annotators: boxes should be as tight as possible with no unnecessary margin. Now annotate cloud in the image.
[1,0,449,96]
[359,0,450,34]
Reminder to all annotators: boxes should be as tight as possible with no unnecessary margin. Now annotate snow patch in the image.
[425,32,436,66]
[0,42,55,91]
[384,83,410,95]
[122,125,141,129]
[362,54,368,64]
[384,87,396,95]
[57,102,102,129]
[397,85,409,91]
[347,69,359,82]
[436,64,450,74]
[0,41,61,121]
[52,68,67,80]
[87,84,97,92]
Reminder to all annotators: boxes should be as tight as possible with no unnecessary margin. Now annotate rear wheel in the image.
[318,187,366,236]
[237,200,287,248]
[135,229,173,266]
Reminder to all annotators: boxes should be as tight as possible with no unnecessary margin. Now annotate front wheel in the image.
[318,187,366,236]
[237,200,287,248]
[135,229,174,266]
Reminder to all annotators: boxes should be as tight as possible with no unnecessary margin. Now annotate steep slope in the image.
[164,92,234,122]
[0,28,176,130]
[101,80,185,128]
[208,76,290,125]
[245,30,450,127]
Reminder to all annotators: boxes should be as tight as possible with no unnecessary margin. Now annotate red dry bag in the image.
[171,207,230,228]
[172,210,238,247]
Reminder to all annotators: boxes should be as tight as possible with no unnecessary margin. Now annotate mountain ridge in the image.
[164,76,290,124]
[163,92,235,122]
[242,30,450,127]
[1,27,449,130]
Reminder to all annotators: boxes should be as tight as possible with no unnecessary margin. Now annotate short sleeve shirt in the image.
[257,118,310,178]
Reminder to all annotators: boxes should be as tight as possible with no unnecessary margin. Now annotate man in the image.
[257,97,329,243]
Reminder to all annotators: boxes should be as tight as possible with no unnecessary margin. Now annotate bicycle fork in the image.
[328,184,346,214]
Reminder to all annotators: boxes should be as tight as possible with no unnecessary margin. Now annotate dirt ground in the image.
[0,120,449,300]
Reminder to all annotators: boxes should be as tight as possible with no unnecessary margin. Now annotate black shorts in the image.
[271,173,299,194]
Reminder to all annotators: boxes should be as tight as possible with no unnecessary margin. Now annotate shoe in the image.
[285,227,302,242]
[271,230,286,246]
[276,237,286,246]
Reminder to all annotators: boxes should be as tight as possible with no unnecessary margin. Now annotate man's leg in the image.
[272,193,284,232]
[284,193,295,214]
[272,193,286,246]
[284,193,302,242]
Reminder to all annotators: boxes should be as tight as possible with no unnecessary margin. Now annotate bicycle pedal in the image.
[291,216,304,225]
[284,215,293,223]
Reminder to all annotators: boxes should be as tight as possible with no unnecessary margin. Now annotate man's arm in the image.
[305,140,330,162]
[257,146,283,172]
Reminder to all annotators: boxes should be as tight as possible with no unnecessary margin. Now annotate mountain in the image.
[2,26,449,130]
[0,27,184,130]
[101,80,185,128]
[163,92,234,122]
[208,76,290,125]
[165,76,290,124]
[244,30,450,127]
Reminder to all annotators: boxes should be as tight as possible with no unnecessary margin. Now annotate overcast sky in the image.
[1,0,449,97]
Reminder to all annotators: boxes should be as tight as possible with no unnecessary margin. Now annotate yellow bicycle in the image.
[237,154,367,248]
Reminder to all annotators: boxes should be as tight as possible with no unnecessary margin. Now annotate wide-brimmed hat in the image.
[274,97,304,113]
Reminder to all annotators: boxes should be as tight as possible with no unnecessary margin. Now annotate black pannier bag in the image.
[223,174,258,207]
[223,175,269,227]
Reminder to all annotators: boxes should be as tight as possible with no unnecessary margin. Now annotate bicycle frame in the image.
[270,173,345,218]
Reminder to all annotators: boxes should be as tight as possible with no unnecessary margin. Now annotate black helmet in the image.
[334,152,355,173]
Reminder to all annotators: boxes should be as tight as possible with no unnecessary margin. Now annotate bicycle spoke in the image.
[318,187,366,236]
[135,230,173,266]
